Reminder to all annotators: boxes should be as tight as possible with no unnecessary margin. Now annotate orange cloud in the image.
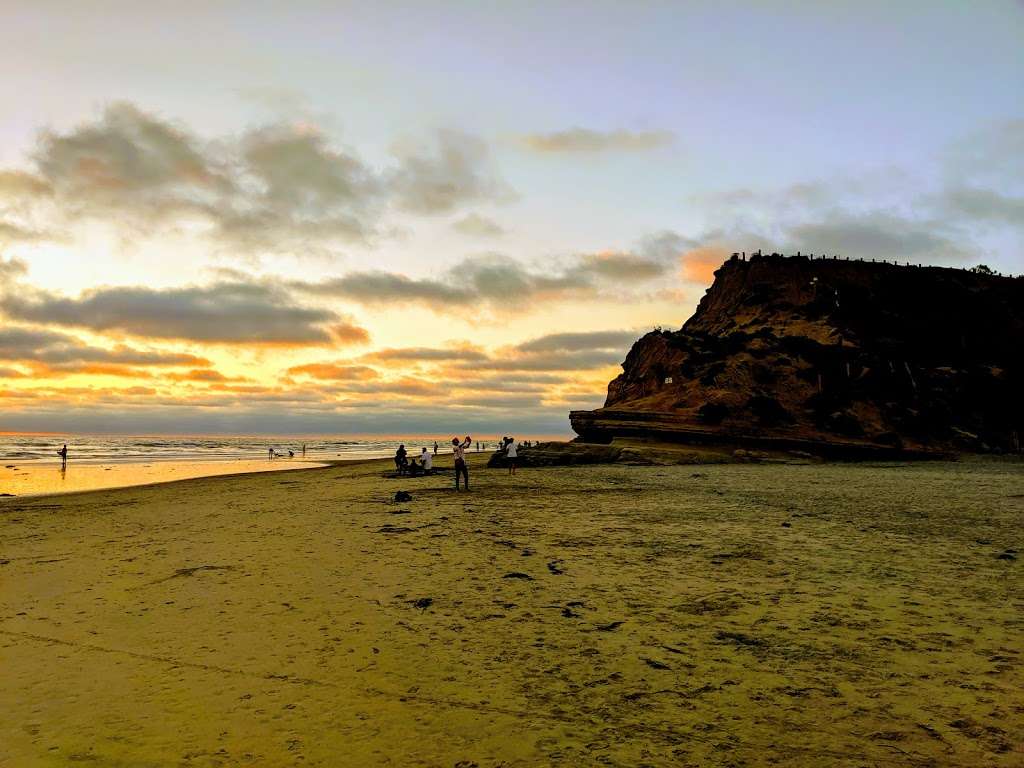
[287,363,379,381]
[76,364,154,378]
[680,246,728,285]
[330,323,372,345]
[165,368,246,383]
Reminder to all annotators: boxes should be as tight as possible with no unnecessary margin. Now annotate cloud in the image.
[296,271,473,305]
[515,330,639,354]
[34,102,231,217]
[286,363,379,380]
[363,346,488,362]
[293,246,675,311]
[571,251,668,282]
[0,278,365,345]
[328,322,372,345]
[784,211,969,263]
[0,256,28,281]
[941,186,1024,226]
[520,127,674,153]
[459,349,626,372]
[0,221,50,243]
[0,326,209,367]
[164,369,244,383]
[213,122,382,247]
[0,171,52,198]
[452,213,505,237]
[0,103,512,254]
[679,246,730,284]
[388,130,513,214]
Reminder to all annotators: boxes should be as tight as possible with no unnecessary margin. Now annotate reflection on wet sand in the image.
[0,459,327,497]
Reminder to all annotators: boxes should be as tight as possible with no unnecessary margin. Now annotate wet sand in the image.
[1,455,1021,766]
[0,459,327,497]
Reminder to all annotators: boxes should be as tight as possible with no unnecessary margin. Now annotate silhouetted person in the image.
[288,450,294,458]
[433,441,438,455]
[302,444,306,457]
[395,444,408,475]
[58,444,67,468]
[452,436,471,490]
[505,437,518,475]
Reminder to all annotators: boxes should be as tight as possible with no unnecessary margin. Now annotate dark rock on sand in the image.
[394,491,412,502]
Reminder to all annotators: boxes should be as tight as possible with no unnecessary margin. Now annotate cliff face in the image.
[571,255,1024,456]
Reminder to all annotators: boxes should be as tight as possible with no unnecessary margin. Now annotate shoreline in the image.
[0,457,340,499]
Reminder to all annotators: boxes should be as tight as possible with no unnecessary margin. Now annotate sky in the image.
[0,0,1022,435]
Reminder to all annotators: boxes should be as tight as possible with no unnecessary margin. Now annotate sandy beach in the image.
[1,454,1021,766]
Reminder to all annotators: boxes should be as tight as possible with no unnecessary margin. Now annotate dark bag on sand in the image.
[395,491,412,502]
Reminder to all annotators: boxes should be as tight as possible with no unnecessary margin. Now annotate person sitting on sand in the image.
[505,437,518,475]
[420,447,433,472]
[395,444,408,475]
[408,458,421,477]
[452,435,471,491]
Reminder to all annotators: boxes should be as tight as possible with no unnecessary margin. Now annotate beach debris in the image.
[642,657,672,671]
[502,572,534,580]
[388,509,413,515]
[143,564,235,587]
[715,630,767,648]
[394,491,412,502]
[561,607,580,618]
[377,525,415,534]
[546,560,565,575]
[781,521,792,527]
[996,549,1017,561]
[408,597,433,610]
[0,493,15,497]
[596,621,624,632]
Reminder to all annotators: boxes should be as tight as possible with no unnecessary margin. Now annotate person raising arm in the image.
[452,435,471,491]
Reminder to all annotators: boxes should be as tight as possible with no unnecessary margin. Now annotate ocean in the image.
[0,434,494,465]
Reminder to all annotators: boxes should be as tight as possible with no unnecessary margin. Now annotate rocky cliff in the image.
[571,254,1024,456]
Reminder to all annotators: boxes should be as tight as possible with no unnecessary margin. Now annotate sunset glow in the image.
[1,2,1021,434]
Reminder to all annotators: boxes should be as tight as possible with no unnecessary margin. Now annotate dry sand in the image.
[1,454,1021,766]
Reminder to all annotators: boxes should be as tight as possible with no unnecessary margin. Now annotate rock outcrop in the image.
[571,254,1024,457]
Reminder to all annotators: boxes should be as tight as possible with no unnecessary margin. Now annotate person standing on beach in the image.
[433,441,438,455]
[452,435,471,491]
[58,444,67,468]
[505,437,518,475]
